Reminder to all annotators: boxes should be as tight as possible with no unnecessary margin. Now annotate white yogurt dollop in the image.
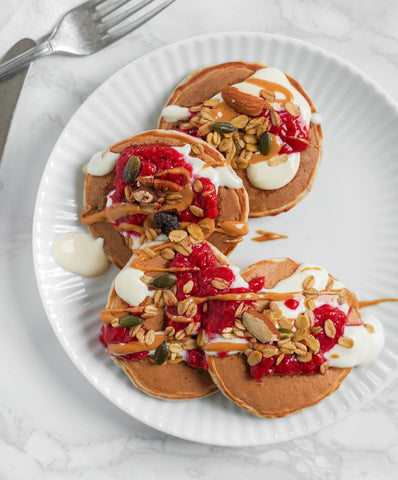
[325,314,384,368]
[246,152,301,190]
[161,105,190,123]
[114,266,154,306]
[87,150,120,176]
[173,144,243,190]
[52,232,110,277]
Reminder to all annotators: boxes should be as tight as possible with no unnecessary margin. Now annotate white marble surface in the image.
[1,0,398,478]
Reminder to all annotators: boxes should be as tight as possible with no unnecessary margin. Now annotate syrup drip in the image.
[252,230,287,242]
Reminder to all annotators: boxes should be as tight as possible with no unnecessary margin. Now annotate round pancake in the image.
[101,241,222,400]
[82,129,249,269]
[207,258,353,418]
[158,61,323,217]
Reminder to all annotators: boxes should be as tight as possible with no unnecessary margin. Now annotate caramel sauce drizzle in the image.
[82,161,245,241]
[107,333,166,355]
[248,135,282,164]
[202,341,248,353]
[359,298,398,308]
[252,230,288,242]
[212,101,238,122]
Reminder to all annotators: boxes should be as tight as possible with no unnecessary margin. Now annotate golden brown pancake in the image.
[82,129,249,269]
[207,258,358,418]
[99,237,248,400]
[158,61,323,217]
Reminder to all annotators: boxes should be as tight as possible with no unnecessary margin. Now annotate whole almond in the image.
[242,310,280,343]
[221,86,265,117]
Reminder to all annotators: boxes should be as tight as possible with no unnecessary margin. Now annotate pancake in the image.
[158,61,323,217]
[206,258,361,418]
[99,236,250,400]
[82,129,249,269]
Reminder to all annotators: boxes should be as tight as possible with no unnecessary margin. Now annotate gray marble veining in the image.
[0,1,397,478]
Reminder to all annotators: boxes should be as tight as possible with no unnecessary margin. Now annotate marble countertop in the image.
[1,0,397,478]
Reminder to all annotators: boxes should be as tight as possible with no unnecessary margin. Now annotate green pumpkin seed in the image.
[119,315,143,328]
[278,328,294,339]
[259,131,272,156]
[153,341,169,365]
[212,121,237,134]
[149,273,177,289]
[123,155,141,183]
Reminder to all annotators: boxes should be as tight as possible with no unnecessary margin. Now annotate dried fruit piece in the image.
[119,315,143,328]
[153,341,169,365]
[153,211,180,236]
[123,155,141,183]
[149,273,177,289]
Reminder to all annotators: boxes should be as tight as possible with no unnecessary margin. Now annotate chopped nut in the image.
[285,101,299,117]
[364,323,375,334]
[169,229,188,243]
[163,289,177,307]
[190,141,206,155]
[324,319,336,338]
[302,275,315,290]
[196,329,207,347]
[242,309,280,343]
[320,362,329,375]
[160,248,175,260]
[183,280,194,294]
[231,114,249,129]
[187,223,204,241]
[297,352,312,363]
[145,329,156,346]
[174,329,186,341]
[338,336,354,348]
[193,179,203,193]
[268,154,288,166]
[295,314,310,330]
[211,277,230,290]
[247,350,263,366]
[270,109,281,126]
[189,205,205,218]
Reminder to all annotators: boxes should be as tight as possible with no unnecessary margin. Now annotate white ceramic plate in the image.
[33,32,398,446]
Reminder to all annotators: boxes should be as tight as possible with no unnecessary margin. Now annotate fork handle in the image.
[0,41,53,80]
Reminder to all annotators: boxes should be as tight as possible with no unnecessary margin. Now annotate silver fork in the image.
[0,0,176,80]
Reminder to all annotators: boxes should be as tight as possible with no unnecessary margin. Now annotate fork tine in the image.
[102,0,176,44]
[96,0,132,17]
[99,0,155,31]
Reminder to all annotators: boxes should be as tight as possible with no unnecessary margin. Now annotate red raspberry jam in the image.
[186,348,208,369]
[109,145,219,231]
[249,304,348,379]
[248,276,265,292]
[261,109,309,155]
[99,324,149,361]
[183,105,309,158]
[169,243,253,338]
[284,298,299,310]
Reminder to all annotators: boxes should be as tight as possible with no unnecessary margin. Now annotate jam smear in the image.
[109,145,219,231]
[284,298,299,310]
[249,305,348,379]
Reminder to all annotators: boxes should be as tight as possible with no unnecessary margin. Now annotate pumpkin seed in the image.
[212,122,237,134]
[119,315,143,328]
[259,131,272,156]
[123,155,141,183]
[149,273,177,289]
[278,328,294,339]
[153,341,169,365]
